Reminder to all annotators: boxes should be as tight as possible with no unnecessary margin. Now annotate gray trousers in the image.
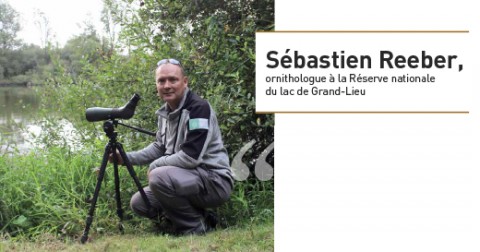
[130,165,232,234]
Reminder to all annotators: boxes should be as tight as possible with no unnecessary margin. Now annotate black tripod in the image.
[80,120,155,243]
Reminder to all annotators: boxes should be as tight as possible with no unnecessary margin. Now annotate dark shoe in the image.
[178,212,218,236]
[205,211,217,231]
[193,211,218,235]
[152,215,176,235]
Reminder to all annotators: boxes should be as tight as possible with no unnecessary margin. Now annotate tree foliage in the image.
[0,0,20,50]
[60,24,109,81]
[0,44,48,81]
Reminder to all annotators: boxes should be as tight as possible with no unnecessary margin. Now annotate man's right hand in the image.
[108,150,124,165]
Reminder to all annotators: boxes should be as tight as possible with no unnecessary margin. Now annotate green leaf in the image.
[12,215,28,226]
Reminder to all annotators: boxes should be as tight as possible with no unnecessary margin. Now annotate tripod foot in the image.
[118,222,125,234]
[80,234,89,244]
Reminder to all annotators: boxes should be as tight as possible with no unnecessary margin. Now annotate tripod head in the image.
[103,120,118,140]
[101,119,156,142]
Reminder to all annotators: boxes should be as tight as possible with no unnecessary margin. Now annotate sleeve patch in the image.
[189,118,209,130]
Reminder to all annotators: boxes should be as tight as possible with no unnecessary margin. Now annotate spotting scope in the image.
[85,93,140,122]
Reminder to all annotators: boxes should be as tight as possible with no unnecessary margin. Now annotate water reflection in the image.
[0,87,81,154]
[0,87,39,153]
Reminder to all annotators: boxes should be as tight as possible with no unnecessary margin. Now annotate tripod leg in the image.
[116,143,155,215]
[80,143,111,244]
[112,144,124,233]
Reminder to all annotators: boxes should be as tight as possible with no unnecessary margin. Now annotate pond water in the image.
[0,87,40,153]
[0,87,80,154]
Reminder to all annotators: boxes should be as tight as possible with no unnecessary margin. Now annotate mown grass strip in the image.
[1,222,274,252]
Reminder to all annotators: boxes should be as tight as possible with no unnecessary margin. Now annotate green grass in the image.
[0,145,273,249]
[0,222,273,252]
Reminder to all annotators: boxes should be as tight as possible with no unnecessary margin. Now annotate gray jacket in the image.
[126,88,233,184]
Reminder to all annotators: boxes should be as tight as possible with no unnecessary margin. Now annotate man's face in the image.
[155,63,188,110]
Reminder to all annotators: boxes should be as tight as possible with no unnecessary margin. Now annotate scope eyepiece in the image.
[85,93,141,122]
